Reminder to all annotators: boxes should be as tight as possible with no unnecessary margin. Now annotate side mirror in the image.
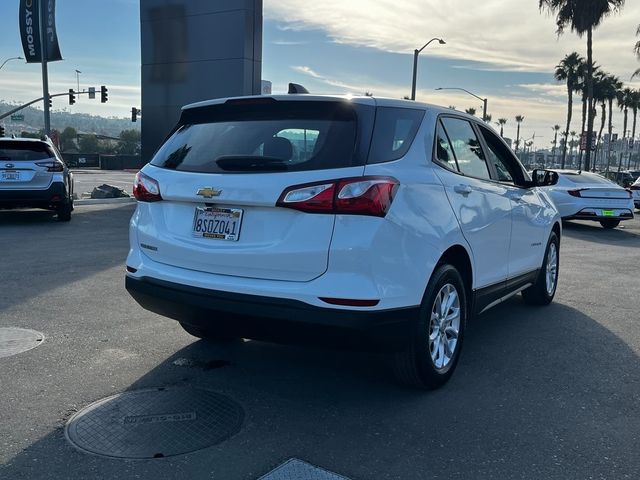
[531,169,559,187]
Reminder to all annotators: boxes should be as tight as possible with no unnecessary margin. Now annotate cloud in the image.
[265,0,640,77]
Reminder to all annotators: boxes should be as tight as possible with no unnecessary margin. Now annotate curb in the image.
[75,198,136,206]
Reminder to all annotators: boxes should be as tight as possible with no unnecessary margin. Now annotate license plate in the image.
[192,207,243,241]
[1,171,20,181]
[602,209,615,217]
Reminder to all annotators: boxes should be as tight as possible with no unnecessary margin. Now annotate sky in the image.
[1,0,639,148]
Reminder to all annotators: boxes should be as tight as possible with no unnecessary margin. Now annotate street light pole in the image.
[0,56,23,71]
[435,87,488,121]
[39,0,51,136]
[75,70,82,94]
[410,38,446,101]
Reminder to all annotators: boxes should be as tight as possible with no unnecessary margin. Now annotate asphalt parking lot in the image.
[1,204,639,480]
[71,170,136,198]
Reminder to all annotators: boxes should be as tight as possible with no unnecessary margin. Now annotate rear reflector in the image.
[126,266,138,273]
[277,176,399,217]
[319,297,380,307]
[133,172,162,202]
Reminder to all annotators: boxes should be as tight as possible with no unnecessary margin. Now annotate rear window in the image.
[151,100,373,173]
[564,173,613,185]
[368,107,425,164]
[0,141,55,161]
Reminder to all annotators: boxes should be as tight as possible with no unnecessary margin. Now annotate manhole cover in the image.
[0,328,44,358]
[65,387,244,459]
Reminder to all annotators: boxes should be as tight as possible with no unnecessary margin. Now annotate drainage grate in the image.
[0,328,44,359]
[259,459,350,480]
[65,387,244,459]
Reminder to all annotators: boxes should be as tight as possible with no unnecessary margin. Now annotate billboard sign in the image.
[19,0,63,63]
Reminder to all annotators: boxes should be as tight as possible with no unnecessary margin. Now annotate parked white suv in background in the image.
[126,94,561,389]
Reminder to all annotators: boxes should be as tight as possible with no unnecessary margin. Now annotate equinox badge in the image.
[197,187,222,198]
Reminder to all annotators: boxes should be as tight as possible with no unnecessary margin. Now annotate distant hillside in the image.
[0,101,139,137]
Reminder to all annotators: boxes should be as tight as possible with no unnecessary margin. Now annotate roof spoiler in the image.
[288,83,309,94]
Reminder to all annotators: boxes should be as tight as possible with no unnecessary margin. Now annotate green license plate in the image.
[602,210,615,217]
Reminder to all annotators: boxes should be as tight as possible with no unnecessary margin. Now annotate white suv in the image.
[126,95,561,389]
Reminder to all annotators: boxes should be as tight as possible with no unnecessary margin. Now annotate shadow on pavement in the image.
[0,204,135,314]
[2,297,639,480]
[561,219,639,246]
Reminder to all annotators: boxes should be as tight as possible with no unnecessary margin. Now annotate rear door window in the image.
[440,117,491,180]
[151,101,369,173]
[0,141,55,161]
[368,107,425,164]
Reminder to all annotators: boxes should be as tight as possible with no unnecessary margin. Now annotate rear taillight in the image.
[35,160,64,172]
[277,176,399,217]
[133,172,162,202]
[567,189,584,198]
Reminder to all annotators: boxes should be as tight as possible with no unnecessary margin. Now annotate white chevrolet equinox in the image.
[126,94,562,389]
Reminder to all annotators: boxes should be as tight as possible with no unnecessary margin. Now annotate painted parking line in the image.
[259,458,351,480]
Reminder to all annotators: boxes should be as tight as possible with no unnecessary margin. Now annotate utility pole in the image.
[39,0,51,136]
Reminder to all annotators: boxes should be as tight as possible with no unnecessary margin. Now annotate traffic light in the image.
[100,85,108,103]
[0,126,5,137]
[131,107,139,122]
[69,89,76,105]
[48,96,52,108]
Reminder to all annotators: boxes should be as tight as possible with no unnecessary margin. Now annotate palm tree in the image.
[630,90,640,147]
[515,115,525,154]
[569,130,577,166]
[554,52,583,168]
[634,25,640,79]
[605,75,623,170]
[617,87,633,141]
[593,71,609,170]
[465,107,476,116]
[540,0,626,171]
[448,105,456,110]
[551,125,561,165]
[484,113,492,123]
[497,118,508,137]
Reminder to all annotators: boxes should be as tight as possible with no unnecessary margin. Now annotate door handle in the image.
[454,184,472,195]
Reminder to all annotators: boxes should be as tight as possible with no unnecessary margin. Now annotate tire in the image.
[57,200,72,222]
[522,231,559,306]
[179,322,238,343]
[392,264,467,390]
[599,219,620,229]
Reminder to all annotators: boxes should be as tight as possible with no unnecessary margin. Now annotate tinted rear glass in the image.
[368,107,424,164]
[0,141,55,161]
[564,173,613,185]
[151,100,371,173]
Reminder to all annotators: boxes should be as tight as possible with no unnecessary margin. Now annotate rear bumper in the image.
[564,208,634,221]
[125,275,417,352]
[0,182,68,209]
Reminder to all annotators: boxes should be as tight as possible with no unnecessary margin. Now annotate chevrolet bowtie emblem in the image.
[197,187,222,198]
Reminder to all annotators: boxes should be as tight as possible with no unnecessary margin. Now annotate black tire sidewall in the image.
[600,219,620,229]
[412,265,467,384]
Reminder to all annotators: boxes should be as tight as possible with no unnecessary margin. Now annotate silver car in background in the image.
[538,170,634,229]
[0,137,74,221]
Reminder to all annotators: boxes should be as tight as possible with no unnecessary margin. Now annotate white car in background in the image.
[630,176,640,210]
[539,170,634,229]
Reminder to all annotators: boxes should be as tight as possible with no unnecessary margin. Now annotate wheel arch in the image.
[436,244,474,309]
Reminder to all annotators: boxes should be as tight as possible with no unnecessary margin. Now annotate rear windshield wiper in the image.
[215,155,289,172]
